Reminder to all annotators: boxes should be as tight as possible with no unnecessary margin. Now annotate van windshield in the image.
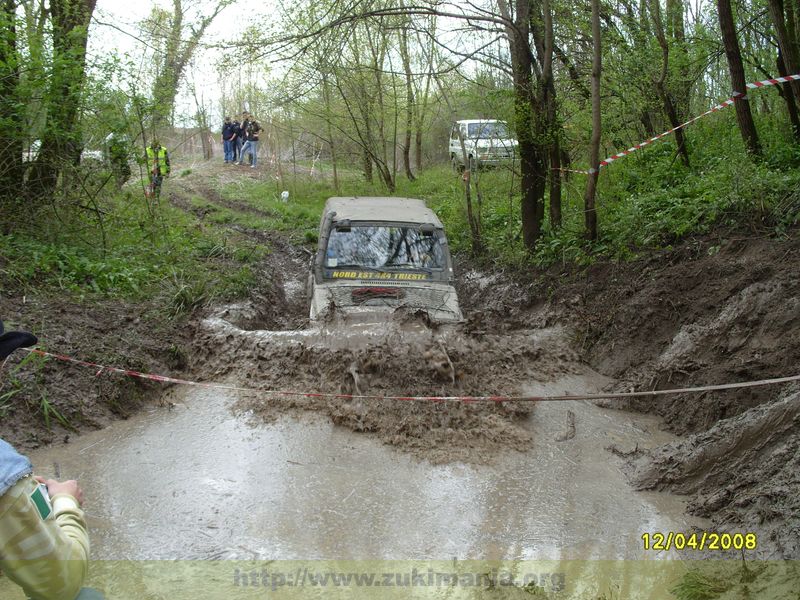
[325,225,446,271]
[467,122,509,138]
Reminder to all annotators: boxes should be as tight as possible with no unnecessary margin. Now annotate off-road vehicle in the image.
[308,197,463,323]
[449,119,517,170]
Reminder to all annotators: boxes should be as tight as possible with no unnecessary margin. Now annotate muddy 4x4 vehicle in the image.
[449,119,517,171]
[309,197,463,323]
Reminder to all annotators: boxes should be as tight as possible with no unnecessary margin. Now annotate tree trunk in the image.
[399,26,416,181]
[363,149,373,183]
[584,0,601,242]
[667,0,691,117]
[375,159,395,191]
[549,140,562,230]
[27,0,97,200]
[366,27,393,191]
[499,0,547,251]
[649,0,690,166]
[766,0,800,107]
[460,143,482,255]
[640,109,657,137]
[717,0,762,155]
[415,129,423,172]
[321,75,340,193]
[200,128,212,160]
[777,50,800,141]
[542,0,561,230]
[0,0,22,208]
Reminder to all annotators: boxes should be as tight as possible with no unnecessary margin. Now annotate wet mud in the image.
[193,301,594,463]
[24,381,699,562]
[456,231,800,559]
[625,389,800,559]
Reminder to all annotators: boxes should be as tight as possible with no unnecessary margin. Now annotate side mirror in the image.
[419,223,436,236]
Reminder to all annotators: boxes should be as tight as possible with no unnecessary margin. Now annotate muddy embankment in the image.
[0,296,187,449]
[500,231,800,559]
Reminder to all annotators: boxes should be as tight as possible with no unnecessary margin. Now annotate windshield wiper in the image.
[327,264,396,274]
[384,263,434,273]
[328,263,369,268]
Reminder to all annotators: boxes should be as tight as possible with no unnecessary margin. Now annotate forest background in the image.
[1,0,799,317]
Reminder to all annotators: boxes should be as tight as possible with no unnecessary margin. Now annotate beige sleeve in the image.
[0,476,89,600]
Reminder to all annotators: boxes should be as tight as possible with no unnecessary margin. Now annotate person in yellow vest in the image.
[0,320,97,600]
[145,140,171,200]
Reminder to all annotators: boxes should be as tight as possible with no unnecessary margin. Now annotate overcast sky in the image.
[89,0,256,126]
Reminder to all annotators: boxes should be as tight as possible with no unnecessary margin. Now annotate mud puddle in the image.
[23,299,702,563]
[28,379,702,561]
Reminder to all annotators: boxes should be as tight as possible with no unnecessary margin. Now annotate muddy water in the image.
[28,365,701,562]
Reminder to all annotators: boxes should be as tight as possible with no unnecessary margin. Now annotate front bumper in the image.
[310,281,463,323]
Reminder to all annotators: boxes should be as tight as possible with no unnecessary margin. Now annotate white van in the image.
[449,119,517,170]
[308,197,463,323]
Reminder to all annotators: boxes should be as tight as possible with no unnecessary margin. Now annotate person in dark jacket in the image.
[238,116,261,168]
[221,117,236,164]
[231,117,242,163]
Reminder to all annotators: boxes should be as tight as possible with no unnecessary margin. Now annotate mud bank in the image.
[0,295,188,450]
[458,230,800,558]
[627,389,800,559]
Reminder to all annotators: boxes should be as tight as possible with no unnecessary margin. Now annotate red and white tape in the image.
[20,347,800,404]
[562,73,800,174]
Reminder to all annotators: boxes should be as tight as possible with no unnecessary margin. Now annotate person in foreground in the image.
[0,320,95,600]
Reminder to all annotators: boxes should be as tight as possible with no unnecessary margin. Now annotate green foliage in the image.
[247,114,800,271]
[1,236,150,296]
[1,184,268,307]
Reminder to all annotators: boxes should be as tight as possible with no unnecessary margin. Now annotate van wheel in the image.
[469,156,477,172]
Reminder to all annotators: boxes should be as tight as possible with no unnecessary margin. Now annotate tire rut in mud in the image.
[167,184,311,331]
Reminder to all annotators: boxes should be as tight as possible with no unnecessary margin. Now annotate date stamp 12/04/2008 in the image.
[642,532,757,552]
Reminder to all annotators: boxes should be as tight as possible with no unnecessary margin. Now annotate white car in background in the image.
[449,119,518,171]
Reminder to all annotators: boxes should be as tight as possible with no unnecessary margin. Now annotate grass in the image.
[1,186,269,308]
[233,113,800,269]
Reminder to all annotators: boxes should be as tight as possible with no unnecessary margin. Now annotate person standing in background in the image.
[221,116,236,164]
[238,116,261,168]
[231,116,242,163]
[145,140,170,200]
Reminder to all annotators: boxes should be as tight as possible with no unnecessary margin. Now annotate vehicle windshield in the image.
[325,225,446,271]
[467,122,509,138]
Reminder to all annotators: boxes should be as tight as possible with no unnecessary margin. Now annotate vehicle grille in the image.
[327,284,458,316]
